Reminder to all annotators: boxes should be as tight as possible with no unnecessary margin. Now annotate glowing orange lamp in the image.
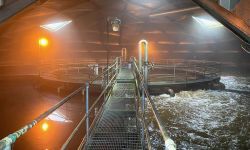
[39,38,48,47]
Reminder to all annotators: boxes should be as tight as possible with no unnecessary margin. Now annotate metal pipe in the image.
[0,87,83,149]
[138,41,142,72]
[132,59,176,150]
[139,40,148,88]
[85,82,89,144]
[73,74,116,150]
[145,90,176,150]
[133,71,151,150]
[61,114,87,150]
[106,17,110,87]
[139,40,149,88]
[77,72,118,149]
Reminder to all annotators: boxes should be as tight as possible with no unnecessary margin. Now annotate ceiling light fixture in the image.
[40,20,72,32]
[192,16,223,28]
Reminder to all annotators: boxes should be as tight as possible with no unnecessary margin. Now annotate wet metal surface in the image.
[87,68,142,149]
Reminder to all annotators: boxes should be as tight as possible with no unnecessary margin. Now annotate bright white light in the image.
[192,16,223,28]
[40,20,72,32]
[46,111,72,123]
[150,7,200,17]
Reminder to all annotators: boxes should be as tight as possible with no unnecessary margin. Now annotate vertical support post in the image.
[139,43,142,72]
[141,83,145,149]
[144,42,148,90]
[116,57,119,75]
[173,65,176,82]
[85,82,89,144]
[106,18,109,88]
[106,70,109,88]
[119,56,122,67]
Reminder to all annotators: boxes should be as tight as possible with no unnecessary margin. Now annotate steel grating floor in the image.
[86,68,143,150]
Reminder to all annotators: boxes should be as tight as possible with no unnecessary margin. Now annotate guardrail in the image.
[40,59,119,83]
[131,57,176,150]
[0,57,121,150]
[62,58,119,149]
[149,59,221,83]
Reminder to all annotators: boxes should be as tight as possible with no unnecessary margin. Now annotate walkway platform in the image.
[86,68,143,149]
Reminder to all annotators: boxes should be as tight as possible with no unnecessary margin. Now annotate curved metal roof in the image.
[0,0,249,69]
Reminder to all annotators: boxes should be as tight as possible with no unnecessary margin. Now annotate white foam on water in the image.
[154,90,239,131]
[149,76,250,149]
[220,76,250,91]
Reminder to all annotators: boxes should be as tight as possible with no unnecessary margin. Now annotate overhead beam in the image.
[192,0,250,45]
[0,0,36,23]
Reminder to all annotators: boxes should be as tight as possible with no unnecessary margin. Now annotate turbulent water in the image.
[150,76,250,149]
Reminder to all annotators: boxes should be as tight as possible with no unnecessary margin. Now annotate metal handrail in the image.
[149,62,221,83]
[0,57,120,150]
[144,90,176,150]
[76,73,117,150]
[61,71,118,150]
[0,87,83,150]
[132,57,176,150]
[134,73,152,150]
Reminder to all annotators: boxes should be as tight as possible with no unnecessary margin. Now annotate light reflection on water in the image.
[46,111,72,123]
[150,76,250,149]
[0,77,84,149]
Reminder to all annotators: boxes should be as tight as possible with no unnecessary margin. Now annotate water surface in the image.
[150,76,250,149]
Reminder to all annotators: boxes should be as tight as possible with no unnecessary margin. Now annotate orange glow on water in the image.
[42,122,49,131]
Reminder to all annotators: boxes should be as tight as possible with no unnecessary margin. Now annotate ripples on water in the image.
[150,76,250,149]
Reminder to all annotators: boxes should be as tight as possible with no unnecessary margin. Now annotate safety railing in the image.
[40,59,117,83]
[149,60,221,83]
[0,57,121,150]
[131,57,176,150]
[62,57,119,150]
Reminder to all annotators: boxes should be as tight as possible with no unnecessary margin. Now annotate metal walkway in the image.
[86,67,143,149]
[0,57,176,150]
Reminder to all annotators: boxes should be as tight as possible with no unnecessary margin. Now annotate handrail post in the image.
[141,83,145,149]
[116,57,119,75]
[107,66,109,87]
[85,82,90,144]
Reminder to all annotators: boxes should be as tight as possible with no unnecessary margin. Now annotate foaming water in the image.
[150,76,250,149]
[221,76,250,91]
